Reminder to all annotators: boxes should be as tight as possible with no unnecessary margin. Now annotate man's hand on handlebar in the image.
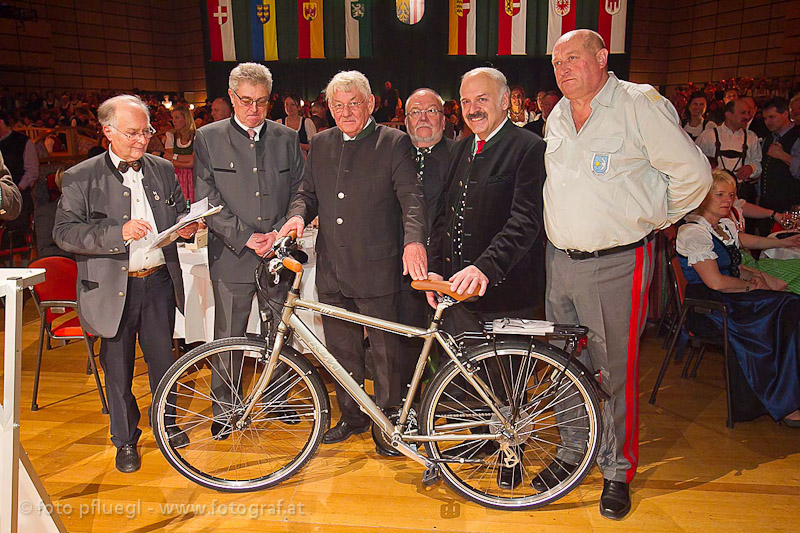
[278,216,306,240]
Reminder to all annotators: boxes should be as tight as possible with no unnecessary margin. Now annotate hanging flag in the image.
[298,0,325,58]
[208,0,236,61]
[448,0,476,55]
[546,0,577,54]
[396,0,424,25]
[345,1,372,58]
[251,0,278,61]
[498,0,528,55]
[597,0,627,53]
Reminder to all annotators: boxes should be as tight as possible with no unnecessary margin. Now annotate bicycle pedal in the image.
[422,464,441,487]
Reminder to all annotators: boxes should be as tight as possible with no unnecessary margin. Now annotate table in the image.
[763,231,800,260]
[174,229,325,349]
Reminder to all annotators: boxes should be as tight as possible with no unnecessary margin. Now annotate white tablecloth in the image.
[763,231,800,260]
[174,228,325,349]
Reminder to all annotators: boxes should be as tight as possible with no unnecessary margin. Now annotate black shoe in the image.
[530,458,578,492]
[115,444,140,473]
[599,479,631,520]
[322,420,370,444]
[211,420,231,441]
[497,463,523,489]
[166,425,189,448]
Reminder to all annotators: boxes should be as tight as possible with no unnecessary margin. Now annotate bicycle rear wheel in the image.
[151,337,330,492]
[419,339,601,510]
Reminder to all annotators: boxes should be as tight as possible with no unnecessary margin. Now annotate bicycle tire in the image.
[418,339,601,510]
[151,337,330,492]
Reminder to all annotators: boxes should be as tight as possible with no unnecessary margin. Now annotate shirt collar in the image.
[776,122,795,137]
[343,118,375,141]
[474,117,509,153]
[233,115,265,140]
[592,72,618,108]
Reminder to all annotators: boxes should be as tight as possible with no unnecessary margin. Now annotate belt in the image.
[562,231,655,261]
[128,264,165,278]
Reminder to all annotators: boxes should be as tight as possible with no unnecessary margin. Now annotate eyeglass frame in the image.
[108,125,156,141]
[230,88,270,108]
[329,99,367,114]
[406,108,444,120]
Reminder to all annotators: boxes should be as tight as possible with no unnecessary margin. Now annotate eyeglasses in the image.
[109,125,156,141]
[330,100,366,114]
[231,88,269,108]
[407,109,443,119]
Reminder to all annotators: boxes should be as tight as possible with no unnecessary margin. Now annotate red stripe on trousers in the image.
[597,1,612,50]
[623,244,646,483]
[498,1,512,55]
[297,0,310,58]
[208,0,223,61]
[458,11,468,55]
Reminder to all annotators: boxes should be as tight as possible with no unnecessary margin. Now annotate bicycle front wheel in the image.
[151,337,330,492]
[419,339,601,510]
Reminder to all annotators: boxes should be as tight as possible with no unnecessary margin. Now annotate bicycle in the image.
[151,232,604,510]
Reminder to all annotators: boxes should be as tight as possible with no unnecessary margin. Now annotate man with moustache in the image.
[399,88,453,382]
[425,67,546,489]
[194,63,304,438]
[279,71,426,453]
[543,30,710,519]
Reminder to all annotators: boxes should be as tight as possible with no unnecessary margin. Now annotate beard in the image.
[409,129,443,145]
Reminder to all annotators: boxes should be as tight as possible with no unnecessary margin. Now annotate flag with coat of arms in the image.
[207,0,236,61]
[545,0,628,54]
[251,0,278,61]
[497,0,536,55]
[448,0,477,55]
[298,0,325,58]
[345,0,372,58]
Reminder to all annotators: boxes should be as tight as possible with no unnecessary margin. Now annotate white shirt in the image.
[543,73,712,252]
[695,123,762,178]
[108,148,165,271]
[234,115,264,141]
[343,118,374,141]
[675,214,739,266]
[473,118,508,155]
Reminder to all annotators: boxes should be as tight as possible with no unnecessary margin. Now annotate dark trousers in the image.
[210,278,289,417]
[319,290,403,426]
[99,268,176,448]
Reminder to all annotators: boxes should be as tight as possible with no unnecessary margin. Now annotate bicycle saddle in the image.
[410,280,481,302]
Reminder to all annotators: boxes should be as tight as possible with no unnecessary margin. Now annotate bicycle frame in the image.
[240,264,511,467]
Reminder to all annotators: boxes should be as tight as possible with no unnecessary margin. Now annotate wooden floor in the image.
[4,300,799,532]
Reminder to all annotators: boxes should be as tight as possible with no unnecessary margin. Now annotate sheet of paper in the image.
[148,197,222,250]
[491,318,555,336]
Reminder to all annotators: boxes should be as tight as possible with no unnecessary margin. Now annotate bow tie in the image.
[118,160,142,173]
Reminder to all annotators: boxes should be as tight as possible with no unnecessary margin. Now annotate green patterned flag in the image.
[344,0,372,58]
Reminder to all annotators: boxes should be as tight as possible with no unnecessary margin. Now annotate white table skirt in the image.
[174,229,325,350]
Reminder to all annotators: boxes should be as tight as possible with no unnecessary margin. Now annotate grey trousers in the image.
[545,240,654,483]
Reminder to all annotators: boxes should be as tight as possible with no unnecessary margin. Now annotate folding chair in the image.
[28,256,108,414]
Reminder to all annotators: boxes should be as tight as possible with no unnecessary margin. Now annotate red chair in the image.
[28,256,108,414]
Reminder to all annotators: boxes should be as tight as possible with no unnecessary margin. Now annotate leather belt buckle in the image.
[565,249,589,260]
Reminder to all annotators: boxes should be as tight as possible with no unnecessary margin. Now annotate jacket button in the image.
[336,217,343,225]
[118,292,124,297]
[229,162,234,168]
[445,257,451,263]
[252,167,258,173]
[338,192,345,199]
[122,214,129,220]
[121,266,127,271]
[257,216,262,221]
[255,191,260,197]
[114,248,119,252]
[123,191,130,197]
[250,143,255,149]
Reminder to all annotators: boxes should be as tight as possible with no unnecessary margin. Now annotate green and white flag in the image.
[345,0,372,58]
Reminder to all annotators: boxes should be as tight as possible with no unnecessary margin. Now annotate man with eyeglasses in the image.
[194,63,304,438]
[54,94,198,473]
[279,71,426,454]
[398,88,453,384]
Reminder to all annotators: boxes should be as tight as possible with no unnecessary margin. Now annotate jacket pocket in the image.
[583,137,623,178]
[213,167,236,174]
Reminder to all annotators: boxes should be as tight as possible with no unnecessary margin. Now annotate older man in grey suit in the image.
[54,95,197,473]
[279,71,427,453]
[194,63,304,438]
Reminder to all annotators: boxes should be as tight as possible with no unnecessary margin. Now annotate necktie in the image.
[118,160,142,173]
[415,147,432,178]
[475,139,486,155]
[248,128,256,140]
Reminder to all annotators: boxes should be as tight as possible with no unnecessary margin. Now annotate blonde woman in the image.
[165,104,196,203]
